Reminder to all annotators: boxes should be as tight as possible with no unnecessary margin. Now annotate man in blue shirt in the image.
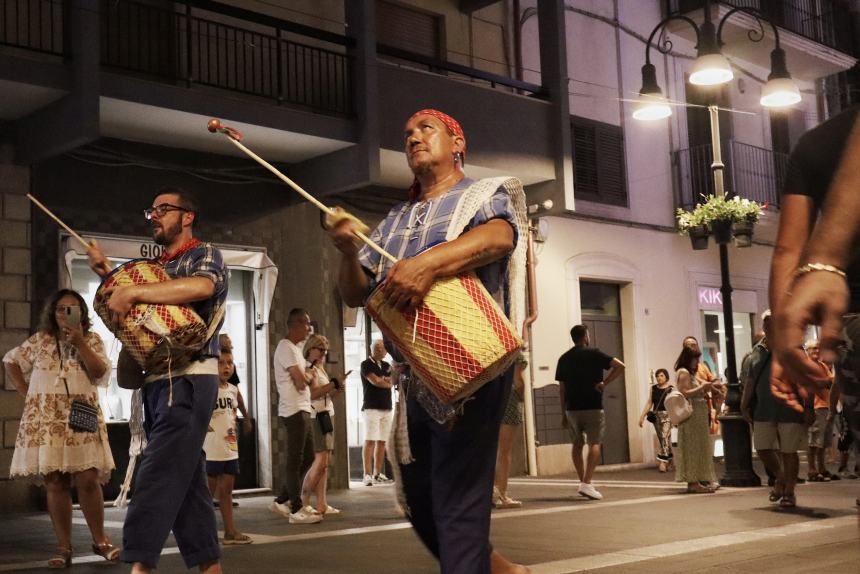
[327,109,527,574]
[89,187,226,573]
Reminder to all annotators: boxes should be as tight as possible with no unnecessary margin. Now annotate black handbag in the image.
[316,410,334,434]
[646,386,671,424]
[68,393,99,433]
[57,338,98,433]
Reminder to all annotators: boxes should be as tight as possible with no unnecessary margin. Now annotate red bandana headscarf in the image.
[406,109,466,201]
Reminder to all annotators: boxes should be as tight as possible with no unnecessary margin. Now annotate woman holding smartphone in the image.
[3,289,117,568]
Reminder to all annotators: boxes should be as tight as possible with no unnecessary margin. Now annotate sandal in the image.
[779,493,797,508]
[92,541,120,562]
[223,532,253,545]
[686,483,713,494]
[47,547,72,569]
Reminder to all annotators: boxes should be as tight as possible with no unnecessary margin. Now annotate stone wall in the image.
[0,146,38,511]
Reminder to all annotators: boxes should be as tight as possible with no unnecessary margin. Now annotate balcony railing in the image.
[0,0,64,56]
[100,0,353,116]
[674,140,787,211]
[377,45,544,97]
[672,0,852,54]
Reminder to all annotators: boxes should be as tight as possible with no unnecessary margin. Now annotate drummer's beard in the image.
[152,219,182,246]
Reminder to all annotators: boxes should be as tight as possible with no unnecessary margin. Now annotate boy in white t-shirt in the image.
[204,349,253,545]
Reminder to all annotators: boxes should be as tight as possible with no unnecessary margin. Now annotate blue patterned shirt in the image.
[162,242,228,358]
[357,178,518,302]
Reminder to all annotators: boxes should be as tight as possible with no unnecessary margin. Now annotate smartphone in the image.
[63,306,81,329]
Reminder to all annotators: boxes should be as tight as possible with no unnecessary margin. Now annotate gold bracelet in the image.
[795,262,847,280]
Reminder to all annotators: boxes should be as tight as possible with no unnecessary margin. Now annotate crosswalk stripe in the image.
[527,515,855,573]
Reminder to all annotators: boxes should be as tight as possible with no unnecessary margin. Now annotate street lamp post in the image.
[634,0,801,487]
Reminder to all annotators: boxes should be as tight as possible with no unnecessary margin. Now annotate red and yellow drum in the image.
[366,272,522,404]
[94,259,208,375]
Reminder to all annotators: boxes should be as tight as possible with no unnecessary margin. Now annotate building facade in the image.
[0,0,857,508]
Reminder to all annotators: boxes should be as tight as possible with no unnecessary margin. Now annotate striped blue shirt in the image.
[163,242,228,358]
[357,178,518,302]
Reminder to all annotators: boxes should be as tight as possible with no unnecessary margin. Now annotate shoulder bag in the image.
[311,366,334,434]
[664,388,694,426]
[57,337,99,433]
[646,385,671,423]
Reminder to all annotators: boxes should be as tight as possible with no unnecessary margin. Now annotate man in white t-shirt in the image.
[269,308,321,524]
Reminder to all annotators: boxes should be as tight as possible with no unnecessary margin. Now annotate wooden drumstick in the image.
[207,119,397,264]
[26,194,113,275]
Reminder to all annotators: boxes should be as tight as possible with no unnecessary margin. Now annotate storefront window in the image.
[701,310,754,381]
[343,308,385,448]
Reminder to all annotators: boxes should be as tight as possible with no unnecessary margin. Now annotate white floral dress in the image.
[3,332,115,482]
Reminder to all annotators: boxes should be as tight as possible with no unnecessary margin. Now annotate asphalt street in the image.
[2,463,859,573]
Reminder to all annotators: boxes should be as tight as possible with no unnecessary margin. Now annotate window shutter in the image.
[571,115,628,206]
[377,1,441,59]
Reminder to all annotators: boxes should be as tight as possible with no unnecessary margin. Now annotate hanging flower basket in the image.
[732,220,755,248]
[688,225,709,250]
[676,194,763,250]
[711,220,733,244]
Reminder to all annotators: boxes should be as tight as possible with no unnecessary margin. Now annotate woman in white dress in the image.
[3,290,117,568]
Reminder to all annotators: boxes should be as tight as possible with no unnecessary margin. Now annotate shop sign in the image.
[698,287,722,306]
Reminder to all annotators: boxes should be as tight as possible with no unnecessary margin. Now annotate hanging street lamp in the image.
[634,0,801,487]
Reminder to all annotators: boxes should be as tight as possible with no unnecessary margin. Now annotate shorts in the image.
[312,415,335,453]
[808,409,834,448]
[753,422,807,453]
[565,409,605,445]
[206,459,240,476]
[363,409,393,442]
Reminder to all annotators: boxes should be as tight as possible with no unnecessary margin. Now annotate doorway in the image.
[580,281,629,465]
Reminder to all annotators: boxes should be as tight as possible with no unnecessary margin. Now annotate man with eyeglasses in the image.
[88,187,227,573]
[326,109,529,574]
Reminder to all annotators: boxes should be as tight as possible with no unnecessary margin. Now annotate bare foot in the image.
[490,549,531,573]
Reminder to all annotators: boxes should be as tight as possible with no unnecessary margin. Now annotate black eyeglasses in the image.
[314,347,328,353]
[144,203,189,220]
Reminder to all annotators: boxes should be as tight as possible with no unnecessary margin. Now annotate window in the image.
[571,115,628,206]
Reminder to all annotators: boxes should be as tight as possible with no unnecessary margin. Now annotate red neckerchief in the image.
[158,238,202,264]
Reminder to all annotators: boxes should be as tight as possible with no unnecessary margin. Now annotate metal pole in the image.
[708,107,760,487]
[708,105,725,195]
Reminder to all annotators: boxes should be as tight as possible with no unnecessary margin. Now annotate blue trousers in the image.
[400,371,511,574]
[121,375,221,569]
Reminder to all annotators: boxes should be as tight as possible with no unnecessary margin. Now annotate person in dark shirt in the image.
[555,325,625,501]
[360,340,393,486]
[741,311,806,508]
[770,105,860,397]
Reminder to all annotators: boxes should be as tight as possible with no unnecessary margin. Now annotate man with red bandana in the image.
[327,110,529,573]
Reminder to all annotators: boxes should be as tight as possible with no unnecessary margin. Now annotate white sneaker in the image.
[363,474,374,486]
[289,506,322,524]
[373,473,393,484]
[578,482,603,500]
[322,504,341,515]
[269,500,291,518]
